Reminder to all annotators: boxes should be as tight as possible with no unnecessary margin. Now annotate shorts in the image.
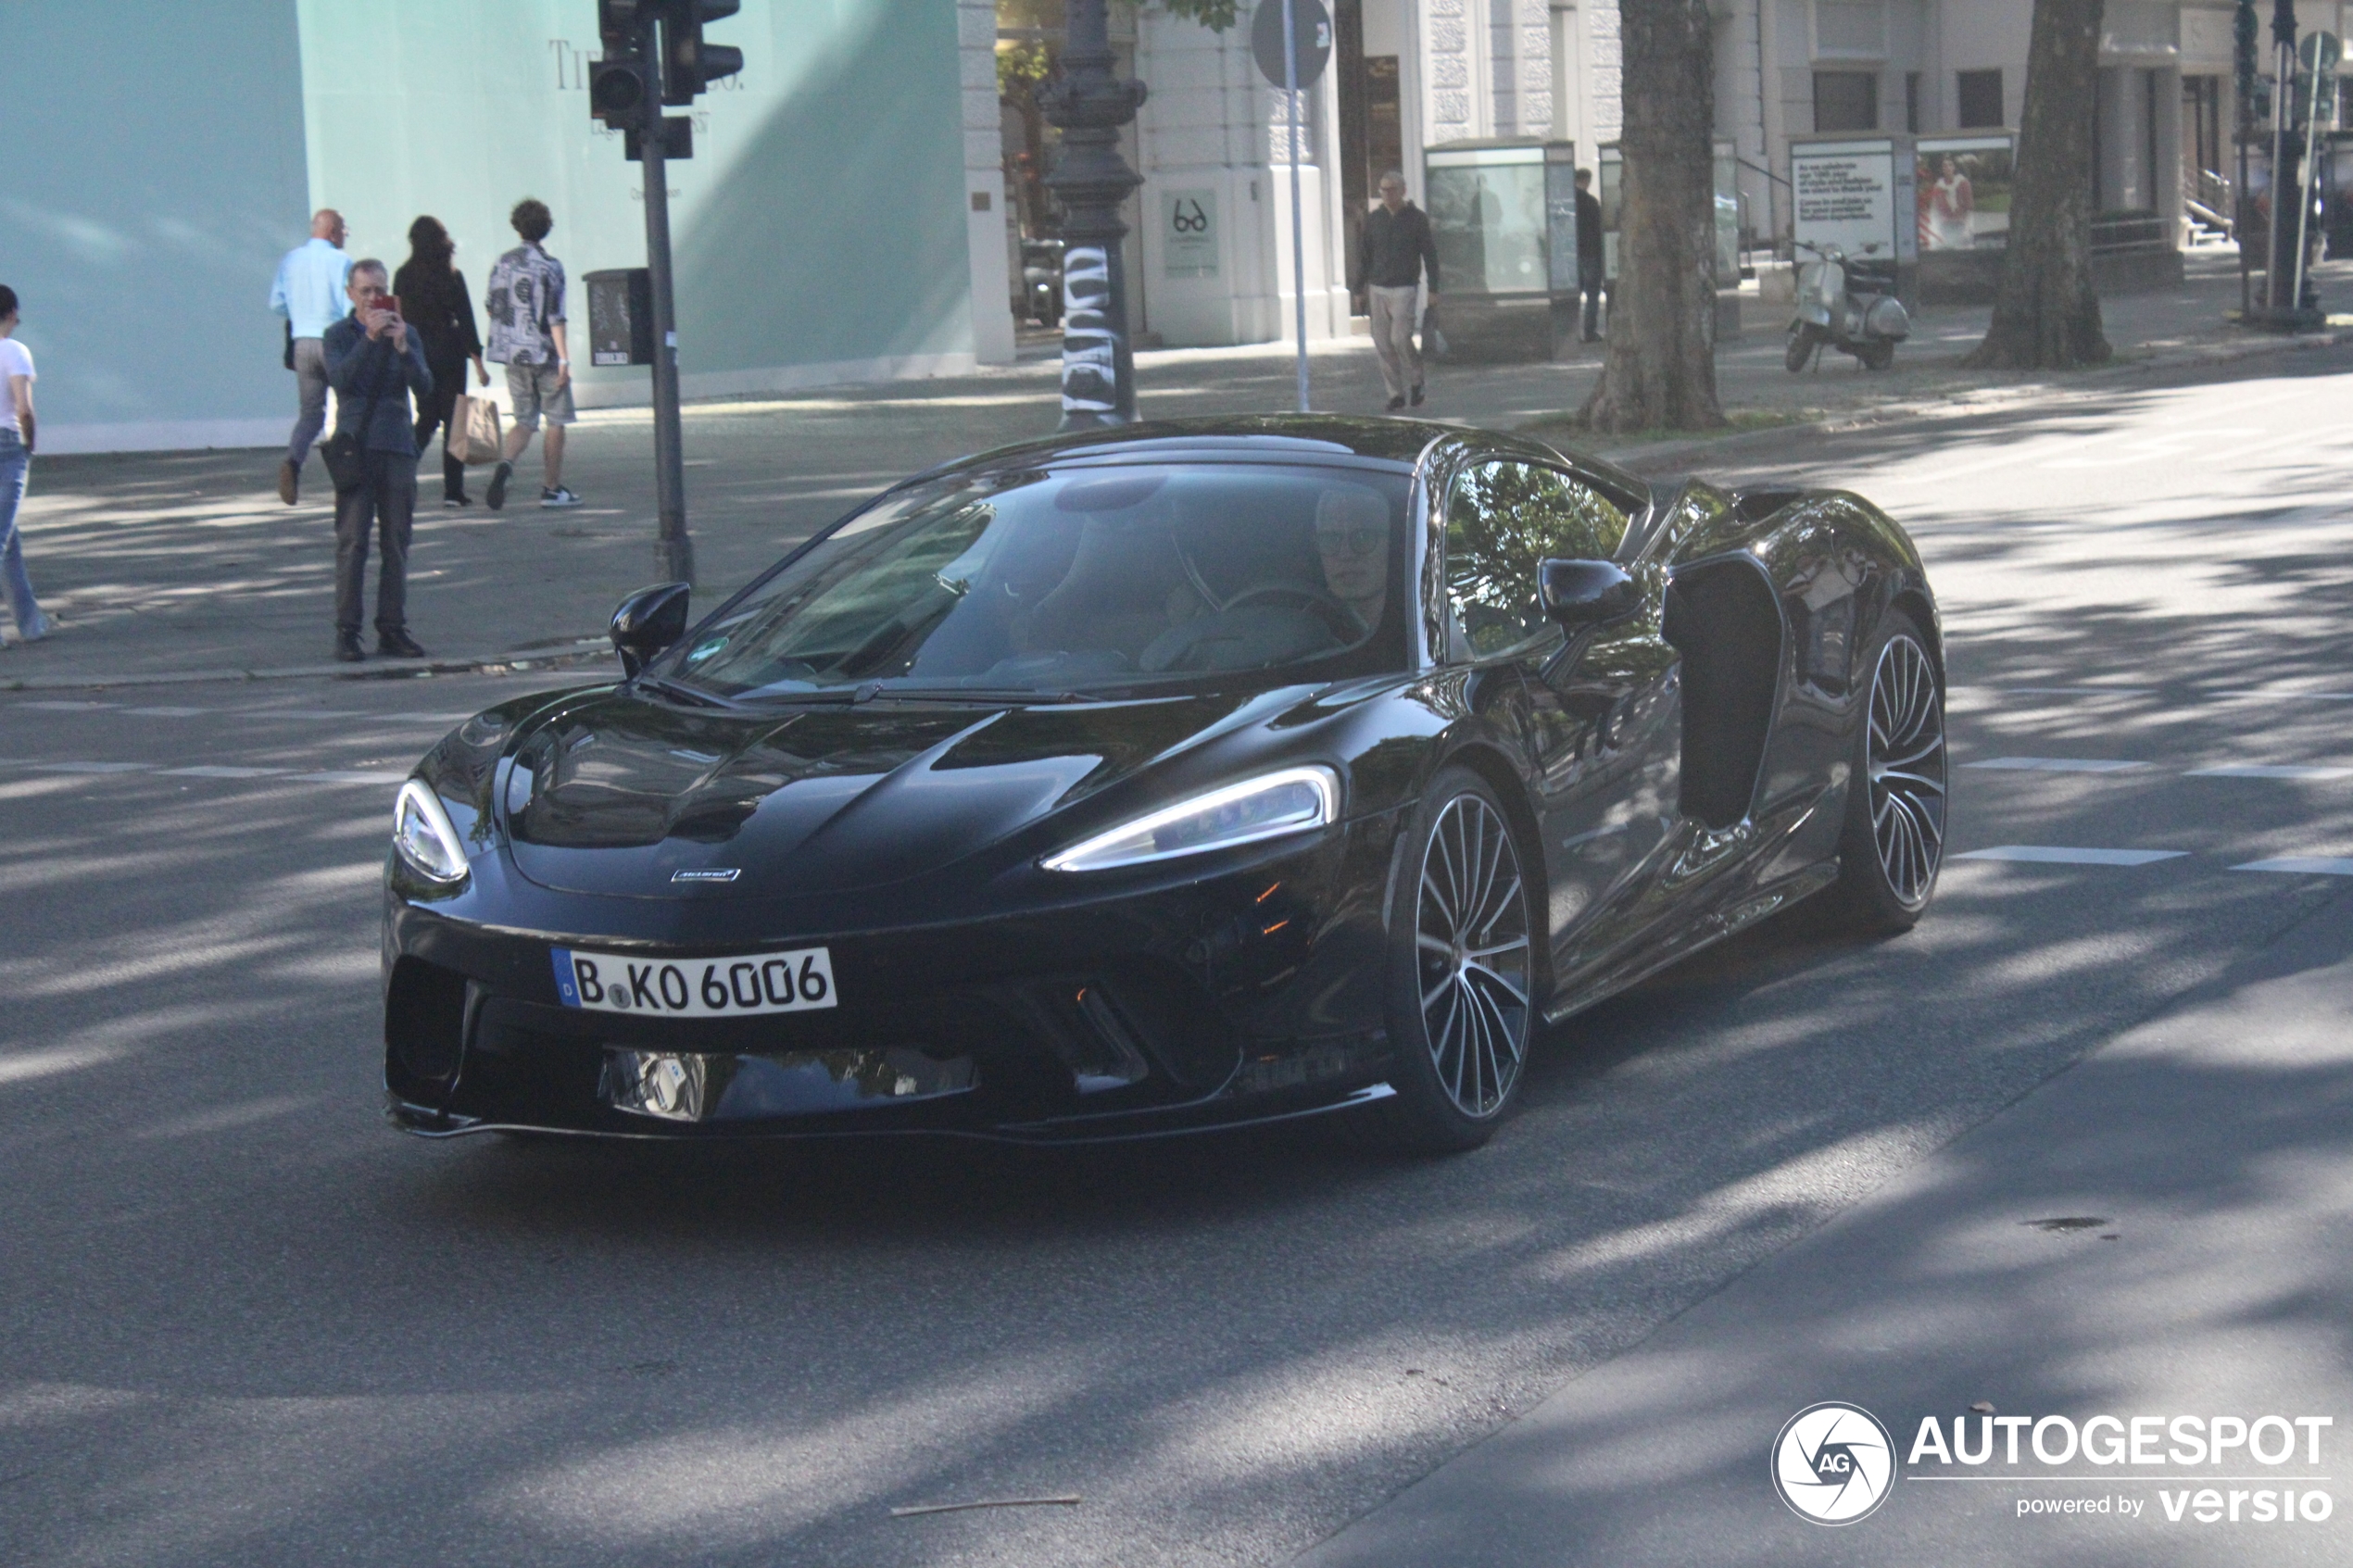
[505,359,576,431]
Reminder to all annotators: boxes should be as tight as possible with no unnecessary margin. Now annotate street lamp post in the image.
[1038,0,1148,429]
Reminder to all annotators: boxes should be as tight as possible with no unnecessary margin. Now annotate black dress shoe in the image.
[1385,395,1406,412]
[1409,384,1426,407]
[377,629,428,659]
[333,632,365,663]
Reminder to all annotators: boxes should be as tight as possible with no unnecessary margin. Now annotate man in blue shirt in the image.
[269,209,352,506]
[322,259,434,662]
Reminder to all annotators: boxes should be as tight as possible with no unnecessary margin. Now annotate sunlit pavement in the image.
[1,355,2349,1565]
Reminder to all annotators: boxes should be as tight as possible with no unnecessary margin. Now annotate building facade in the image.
[1069,0,2351,352]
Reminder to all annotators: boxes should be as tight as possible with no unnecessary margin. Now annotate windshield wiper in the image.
[633,675,737,710]
[866,685,1095,705]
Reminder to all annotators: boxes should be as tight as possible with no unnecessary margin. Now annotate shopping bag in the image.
[447,393,504,466]
[1419,303,1449,360]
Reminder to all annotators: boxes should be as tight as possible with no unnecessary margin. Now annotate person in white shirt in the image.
[0,286,52,645]
[269,209,354,506]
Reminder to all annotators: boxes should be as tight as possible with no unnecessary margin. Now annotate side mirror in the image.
[610,582,691,678]
[1540,558,1639,628]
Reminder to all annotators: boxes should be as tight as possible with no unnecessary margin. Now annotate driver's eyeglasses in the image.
[1316,523,1384,557]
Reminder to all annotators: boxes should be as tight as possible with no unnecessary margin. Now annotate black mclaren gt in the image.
[384,417,1945,1152]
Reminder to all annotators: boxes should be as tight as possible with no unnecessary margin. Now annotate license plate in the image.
[551,946,837,1018]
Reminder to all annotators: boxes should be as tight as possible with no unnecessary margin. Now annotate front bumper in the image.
[381,819,1405,1142]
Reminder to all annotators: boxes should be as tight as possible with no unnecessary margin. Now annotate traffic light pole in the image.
[638,111,695,583]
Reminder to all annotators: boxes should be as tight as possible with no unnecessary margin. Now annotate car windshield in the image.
[660,462,1413,700]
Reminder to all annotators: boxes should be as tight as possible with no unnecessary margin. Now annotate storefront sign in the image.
[1164,188,1218,278]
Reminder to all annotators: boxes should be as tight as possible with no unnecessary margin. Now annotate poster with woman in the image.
[1917,135,2015,250]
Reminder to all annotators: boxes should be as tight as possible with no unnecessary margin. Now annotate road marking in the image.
[1954,846,2190,866]
[2187,764,2353,780]
[29,761,154,774]
[122,706,210,718]
[233,709,372,721]
[1961,757,2148,772]
[287,770,409,784]
[1992,686,2155,698]
[2232,857,2353,876]
[159,766,293,779]
[16,700,119,711]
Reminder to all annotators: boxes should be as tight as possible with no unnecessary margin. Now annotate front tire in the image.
[1364,767,1538,1153]
[1816,608,1946,934]
[1784,322,1819,373]
[1859,339,1896,371]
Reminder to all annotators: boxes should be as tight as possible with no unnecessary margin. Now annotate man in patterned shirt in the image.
[483,198,581,509]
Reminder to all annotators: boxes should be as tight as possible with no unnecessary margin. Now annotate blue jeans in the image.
[0,430,50,642]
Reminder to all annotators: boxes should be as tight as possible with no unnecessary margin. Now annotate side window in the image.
[1444,461,1632,659]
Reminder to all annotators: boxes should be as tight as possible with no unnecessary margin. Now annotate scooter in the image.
[1786,240,1910,372]
[1022,237,1065,329]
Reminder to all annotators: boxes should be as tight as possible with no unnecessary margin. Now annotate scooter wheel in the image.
[1859,340,1895,371]
[1784,324,1818,373]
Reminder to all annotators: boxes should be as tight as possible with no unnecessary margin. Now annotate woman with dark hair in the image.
[393,216,489,507]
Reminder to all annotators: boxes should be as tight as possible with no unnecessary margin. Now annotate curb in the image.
[0,646,610,695]
[1569,320,2353,473]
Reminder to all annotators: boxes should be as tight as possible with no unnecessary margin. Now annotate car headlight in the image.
[1042,766,1339,872]
[393,778,472,884]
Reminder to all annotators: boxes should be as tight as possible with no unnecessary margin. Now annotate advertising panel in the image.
[1917,133,2016,250]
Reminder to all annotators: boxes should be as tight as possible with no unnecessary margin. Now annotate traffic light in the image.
[597,0,643,54]
[592,0,650,127]
[589,57,650,125]
[661,0,744,105]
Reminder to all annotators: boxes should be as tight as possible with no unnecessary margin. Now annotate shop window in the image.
[1814,71,1879,132]
[1957,69,2004,129]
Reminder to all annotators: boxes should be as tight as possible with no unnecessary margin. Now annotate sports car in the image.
[383,416,1945,1151]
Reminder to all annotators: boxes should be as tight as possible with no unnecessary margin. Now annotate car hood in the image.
[500,687,1283,898]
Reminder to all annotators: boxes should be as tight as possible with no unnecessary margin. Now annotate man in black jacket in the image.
[1353,170,1440,410]
[1576,168,1606,343]
[321,260,434,661]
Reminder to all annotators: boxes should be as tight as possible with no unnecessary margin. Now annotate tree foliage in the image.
[1157,0,1241,31]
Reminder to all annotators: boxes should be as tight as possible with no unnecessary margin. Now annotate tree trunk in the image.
[1579,0,1724,433]
[1962,0,2111,369]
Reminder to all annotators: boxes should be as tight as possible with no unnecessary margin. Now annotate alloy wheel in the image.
[1867,633,1946,905]
[1414,794,1532,1117]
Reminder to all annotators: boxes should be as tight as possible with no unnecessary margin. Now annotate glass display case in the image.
[1426,144,1550,295]
[1422,139,1578,360]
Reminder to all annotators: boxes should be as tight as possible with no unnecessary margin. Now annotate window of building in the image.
[1905,72,1921,132]
[1813,1,1885,57]
[1957,69,2004,129]
[1814,71,1879,132]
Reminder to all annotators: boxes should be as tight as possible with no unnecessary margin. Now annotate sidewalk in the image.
[3,247,2346,692]
[1290,894,2353,1567]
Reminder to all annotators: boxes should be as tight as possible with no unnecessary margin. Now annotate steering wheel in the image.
[1221,583,1368,640]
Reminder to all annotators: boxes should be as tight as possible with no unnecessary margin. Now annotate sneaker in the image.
[279,459,299,506]
[1385,395,1406,412]
[485,459,513,511]
[1409,384,1426,408]
[442,493,472,508]
[540,486,583,508]
[376,628,428,659]
[333,631,365,663]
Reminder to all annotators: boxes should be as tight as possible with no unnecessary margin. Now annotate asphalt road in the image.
[2,353,2349,1566]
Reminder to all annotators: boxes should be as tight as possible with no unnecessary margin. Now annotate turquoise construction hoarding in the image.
[0,1,972,452]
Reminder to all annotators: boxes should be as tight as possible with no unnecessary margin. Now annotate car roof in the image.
[912,414,1647,498]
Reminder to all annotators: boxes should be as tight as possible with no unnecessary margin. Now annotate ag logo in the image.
[1771,1402,1896,1524]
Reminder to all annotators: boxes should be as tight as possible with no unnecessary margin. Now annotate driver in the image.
[1313,486,1389,635]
